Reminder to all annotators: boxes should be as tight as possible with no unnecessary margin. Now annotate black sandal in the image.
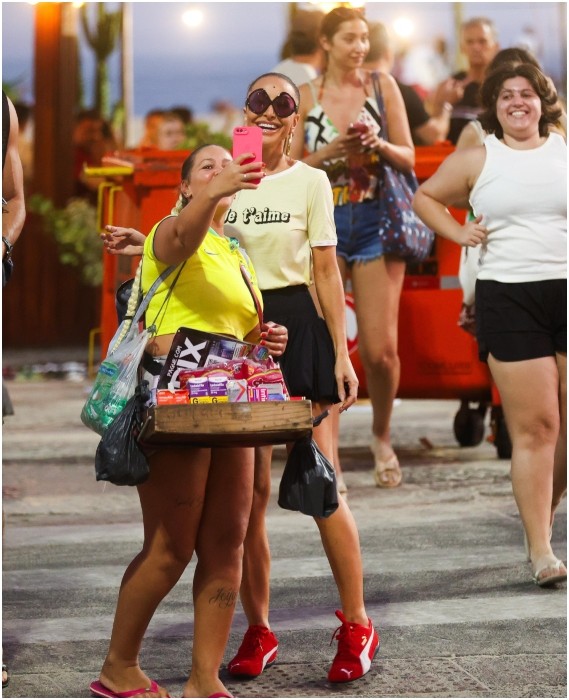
[2,662,9,688]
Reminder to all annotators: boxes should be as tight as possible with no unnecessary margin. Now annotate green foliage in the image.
[28,195,103,287]
[79,3,122,118]
[182,122,232,151]
[2,80,24,102]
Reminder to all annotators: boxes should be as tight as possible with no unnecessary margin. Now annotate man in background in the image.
[364,22,452,145]
[430,17,499,144]
[273,9,325,87]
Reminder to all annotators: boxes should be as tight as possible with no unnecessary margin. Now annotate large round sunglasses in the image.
[245,88,298,119]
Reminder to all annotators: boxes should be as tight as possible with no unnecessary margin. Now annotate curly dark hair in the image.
[479,62,562,139]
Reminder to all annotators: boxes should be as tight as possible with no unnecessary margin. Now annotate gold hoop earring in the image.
[284,132,293,157]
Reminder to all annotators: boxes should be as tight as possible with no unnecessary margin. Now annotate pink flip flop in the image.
[89,679,168,698]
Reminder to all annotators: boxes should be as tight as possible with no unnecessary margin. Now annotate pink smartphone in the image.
[233,125,263,185]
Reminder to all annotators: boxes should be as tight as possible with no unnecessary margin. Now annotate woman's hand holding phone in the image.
[233,126,264,185]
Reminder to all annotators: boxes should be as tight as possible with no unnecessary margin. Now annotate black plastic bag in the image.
[95,383,150,486]
[278,435,339,518]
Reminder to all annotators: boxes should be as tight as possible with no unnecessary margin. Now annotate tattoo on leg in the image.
[209,587,238,608]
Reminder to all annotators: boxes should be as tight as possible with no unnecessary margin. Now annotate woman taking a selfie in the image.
[224,71,378,685]
[91,144,287,699]
[413,63,566,588]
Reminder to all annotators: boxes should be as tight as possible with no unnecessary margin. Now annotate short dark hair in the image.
[366,22,390,63]
[479,63,562,138]
[169,105,193,124]
[281,9,323,58]
[461,17,498,42]
[487,47,541,74]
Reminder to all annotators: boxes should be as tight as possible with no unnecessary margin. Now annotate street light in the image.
[182,7,204,29]
[393,16,415,41]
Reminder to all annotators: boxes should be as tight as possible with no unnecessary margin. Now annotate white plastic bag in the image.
[81,325,149,436]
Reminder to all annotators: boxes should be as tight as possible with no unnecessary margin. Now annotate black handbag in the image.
[371,72,435,263]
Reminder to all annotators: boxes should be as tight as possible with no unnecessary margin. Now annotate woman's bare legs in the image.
[488,354,567,580]
[98,447,211,698]
[238,404,369,633]
[551,353,567,521]
[183,446,255,698]
[98,445,254,699]
[311,401,367,626]
[351,256,405,484]
[239,446,273,628]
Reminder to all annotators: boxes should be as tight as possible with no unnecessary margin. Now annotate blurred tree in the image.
[79,3,122,119]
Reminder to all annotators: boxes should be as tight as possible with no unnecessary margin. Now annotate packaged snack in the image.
[188,376,209,397]
[156,389,190,405]
[248,387,269,402]
[227,379,248,402]
[208,375,228,397]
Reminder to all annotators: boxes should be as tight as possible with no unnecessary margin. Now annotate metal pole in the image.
[560,2,567,97]
[121,2,134,147]
[33,1,79,205]
[453,2,465,73]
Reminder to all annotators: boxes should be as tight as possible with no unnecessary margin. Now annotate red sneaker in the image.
[327,610,379,683]
[227,625,278,678]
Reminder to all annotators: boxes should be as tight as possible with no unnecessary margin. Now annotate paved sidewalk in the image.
[2,378,567,698]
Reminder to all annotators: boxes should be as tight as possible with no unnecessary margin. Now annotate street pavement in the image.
[2,376,567,699]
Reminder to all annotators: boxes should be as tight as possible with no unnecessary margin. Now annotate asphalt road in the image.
[2,378,567,698]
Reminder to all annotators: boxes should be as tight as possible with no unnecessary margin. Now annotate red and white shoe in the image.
[327,610,379,683]
[227,625,278,678]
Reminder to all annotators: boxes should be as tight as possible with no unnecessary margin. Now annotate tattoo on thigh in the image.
[209,587,238,609]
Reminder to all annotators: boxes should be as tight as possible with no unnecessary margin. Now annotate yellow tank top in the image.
[142,218,261,340]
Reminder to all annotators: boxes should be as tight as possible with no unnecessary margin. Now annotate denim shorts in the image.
[334,199,383,266]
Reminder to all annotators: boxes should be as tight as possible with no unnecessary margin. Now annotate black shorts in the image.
[262,286,340,404]
[475,279,567,363]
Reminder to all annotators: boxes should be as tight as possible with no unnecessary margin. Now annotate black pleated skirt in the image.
[262,285,340,404]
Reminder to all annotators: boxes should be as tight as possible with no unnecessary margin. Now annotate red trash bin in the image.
[86,148,189,354]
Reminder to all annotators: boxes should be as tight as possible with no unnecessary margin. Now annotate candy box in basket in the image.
[157,327,268,390]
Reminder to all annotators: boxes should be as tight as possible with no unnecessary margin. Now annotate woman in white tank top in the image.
[414,62,567,588]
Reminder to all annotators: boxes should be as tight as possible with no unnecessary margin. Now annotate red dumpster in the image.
[85,148,189,354]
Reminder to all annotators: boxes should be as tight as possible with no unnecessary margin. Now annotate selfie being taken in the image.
[2,2,566,698]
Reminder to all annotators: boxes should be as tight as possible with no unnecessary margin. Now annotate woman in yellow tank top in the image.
[90,145,287,699]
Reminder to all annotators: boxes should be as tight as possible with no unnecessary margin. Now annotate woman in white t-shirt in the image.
[414,62,567,588]
[224,71,378,685]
